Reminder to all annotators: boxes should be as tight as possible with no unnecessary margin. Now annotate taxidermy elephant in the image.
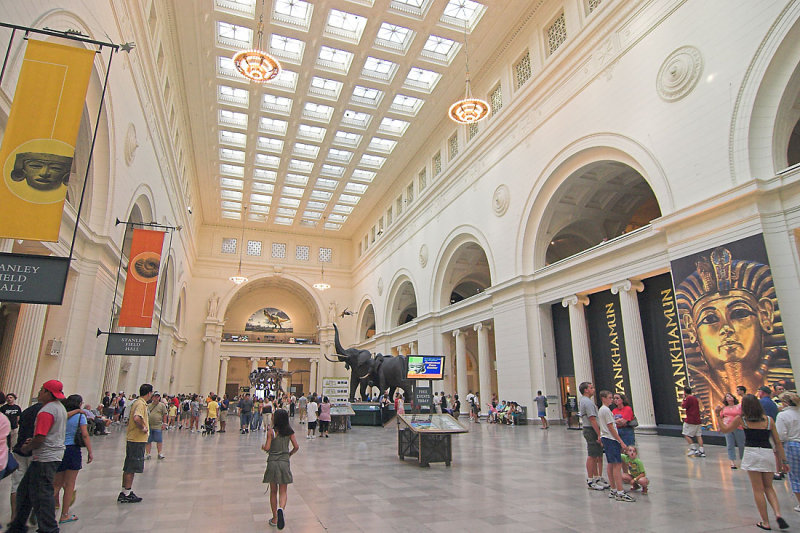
[372,353,411,404]
[324,324,373,402]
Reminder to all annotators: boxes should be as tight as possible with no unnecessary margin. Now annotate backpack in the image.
[182,401,190,412]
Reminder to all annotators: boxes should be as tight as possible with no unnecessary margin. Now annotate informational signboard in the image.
[407,355,444,380]
[322,377,350,404]
[413,385,432,409]
[0,253,69,304]
[105,333,158,356]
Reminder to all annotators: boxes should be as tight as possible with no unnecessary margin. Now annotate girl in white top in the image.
[306,397,318,439]
[777,391,800,512]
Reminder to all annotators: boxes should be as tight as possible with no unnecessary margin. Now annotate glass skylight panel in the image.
[421,35,460,65]
[217,22,252,49]
[389,0,431,18]
[367,137,397,154]
[220,130,247,146]
[440,0,486,32]
[374,23,414,53]
[219,109,248,128]
[221,189,243,201]
[327,148,353,163]
[311,190,333,201]
[218,85,249,107]
[222,200,242,210]
[333,130,362,148]
[250,203,270,214]
[282,187,304,199]
[272,0,313,31]
[277,207,297,217]
[253,168,277,182]
[249,213,266,222]
[285,173,308,186]
[404,67,442,93]
[220,177,243,190]
[222,210,241,220]
[390,94,424,116]
[300,219,318,227]
[278,198,300,210]
[288,159,314,173]
[325,9,367,44]
[292,142,320,158]
[250,193,272,204]
[220,163,244,177]
[361,57,398,83]
[214,0,256,18]
[377,117,410,136]
[324,221,342,231]
[217,56,238,78]
[317,46,354,74]
[257,137,284,153]
[316,177,338,189]
[261,94,293,115]
[340,109,371,129]
[259,117,289,136]
[321,164,345,177]
[274,217,293,225]
[332,204,353,214]
[297,124,326,142]
[252,182,274,194]
[351,169,376,182]
[269,34,306,65]
[308,76,343,101]
[328,213,347,224]
[271,69,299,91]
[351,85,384,107]
[303,210,322,219]
[306,201,327,210]
[339,194,361,205]
[220,148,246,162]
[302,102,334,123]
[344,182,368,195]
[255,154,281,168]
[359,154,386,168]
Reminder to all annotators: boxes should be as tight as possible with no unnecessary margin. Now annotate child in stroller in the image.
[201,416,216,435]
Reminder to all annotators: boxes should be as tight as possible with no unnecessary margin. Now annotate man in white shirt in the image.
[433,392,442,414]
[598,390,633,502]
[306,396,318,439]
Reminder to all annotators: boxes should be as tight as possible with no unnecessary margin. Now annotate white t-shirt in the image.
[598,404,615,440]
[433,395,441,406]
[307,401,318,423]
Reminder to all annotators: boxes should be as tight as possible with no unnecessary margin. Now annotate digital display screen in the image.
[407,356,444,380]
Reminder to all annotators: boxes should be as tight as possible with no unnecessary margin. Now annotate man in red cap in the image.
[7,380,67,533]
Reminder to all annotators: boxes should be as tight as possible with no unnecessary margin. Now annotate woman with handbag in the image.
[613,393,637,447]
[53,394,93,524]
[715,392,745,469]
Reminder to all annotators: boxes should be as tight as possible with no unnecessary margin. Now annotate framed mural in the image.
[672,233,792,425]
[245,307,293,333]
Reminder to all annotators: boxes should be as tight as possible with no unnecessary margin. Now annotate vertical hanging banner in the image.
[0,40,95,241]
[119,229,165,328]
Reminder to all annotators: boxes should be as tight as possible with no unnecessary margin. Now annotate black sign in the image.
[413,385,432,407]
[566,395,578,412]
[0,253,69,304]
[105,333,158,356]
[586,290,631,401]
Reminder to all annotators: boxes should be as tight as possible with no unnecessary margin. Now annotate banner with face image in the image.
[671,233,792,425]
[119,229,165,328]
[0,40,95,241]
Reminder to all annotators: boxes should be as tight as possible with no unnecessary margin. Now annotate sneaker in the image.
[117,491,142,503]
[597,478,610,489]
[158,454,166,460]
[587,479,605,491]
[793,505,800,513]
[277,507,285,530]
[615,491,636,502]
[608,490,617,498]
[145,454,151,460]
[687,449,697,456]
[695,451,706,457]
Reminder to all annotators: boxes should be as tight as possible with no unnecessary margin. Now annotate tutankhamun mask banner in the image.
[672,234,793,425]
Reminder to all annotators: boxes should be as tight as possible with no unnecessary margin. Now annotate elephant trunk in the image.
[323,352,343,363]
[333,323,347,356]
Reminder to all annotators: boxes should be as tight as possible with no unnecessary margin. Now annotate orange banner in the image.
[119,229,165,328]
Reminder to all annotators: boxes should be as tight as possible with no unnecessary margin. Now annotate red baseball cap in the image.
[42,380,65,400]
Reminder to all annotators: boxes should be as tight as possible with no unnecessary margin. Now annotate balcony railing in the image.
[221,331,318,345]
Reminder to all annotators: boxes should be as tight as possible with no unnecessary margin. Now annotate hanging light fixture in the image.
[313,263,331,291]
[448,22,490,124]
[232,0,282,83]
[229,207,248,285]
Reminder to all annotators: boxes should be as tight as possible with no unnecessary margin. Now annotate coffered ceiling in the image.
[169,0,523,236]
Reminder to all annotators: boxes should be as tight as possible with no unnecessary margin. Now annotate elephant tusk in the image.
[323,353,340,363]
[359,372,371,379]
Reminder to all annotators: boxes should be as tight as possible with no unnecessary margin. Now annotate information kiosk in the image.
[397,413,467,467]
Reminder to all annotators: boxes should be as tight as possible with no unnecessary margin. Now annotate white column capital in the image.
[282,357,292,363]
[562,294,589,308]
[611,279,644,295]
[220,356,231,362]
[249,357,260,363]
[473,323,492,333]
[452,329,463,338]
[202,336,218,345]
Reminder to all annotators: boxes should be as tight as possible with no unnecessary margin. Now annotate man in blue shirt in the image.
[758,385,779,420]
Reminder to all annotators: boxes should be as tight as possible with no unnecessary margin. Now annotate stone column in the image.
[218,356,230,396]
[611,279,656,429]
[200,336,219,395]
[410,341,417,354]
[102,356,120,396]
[0,307,19,385]
[250,357,260,372]
[474,323,492,414]
[562,295,592,387]
[453,330,467,404]
[282,358,291,393]
[309,358,318,395]
[3,304,48,407]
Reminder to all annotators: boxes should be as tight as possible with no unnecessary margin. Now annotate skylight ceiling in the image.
[175,0,515,235]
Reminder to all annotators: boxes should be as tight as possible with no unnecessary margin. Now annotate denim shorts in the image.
[602,437,622,464]
[148,429,163,443]
[57,444,82,472]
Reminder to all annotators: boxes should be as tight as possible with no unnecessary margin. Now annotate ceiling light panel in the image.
[252,182,274,193]
[281,188,304,200]
[255,153,281,168]
[327,148,354,163]
[272,0,313,32]
[302,102,334,123]
[269,34,306,64]
[303,210,322,219]
[250,204,270,214]
[293,142,320,158]
[367,137,397,154]
[249,213,267,222]
[279,197,301,208]
[328,213,347,223]
[261,94,293,115]
[220,177,243,190]
[333,130,362,148]
[403,67,442,93]
[222,210,241,219]
[325,9,368,44]
[351,169,376,182]
[338,194,361,205]
[311,190,333,201]
[317,46,354,75]
[270,69,299,91]
[306,201,327,210]
[218,85,249,107]
[297,124,327,142]
[332,204,354,214]
[324,221,342,230]
[217,56,238,80]
[275,217,294,225]
[344,182,368,194]
[250,193,272,204]
[285,173,309,186]
[257,136,285,153]
[222,200,242,210]
[316,177,339,190]
[277,207,297,217]
[440,0,487,32]
[216,21,252,49]
[220,130,247,146]
[220,163,244,177]
[221,189,243,201]
[308,76,344,101]
[253,169,277,182]
[350,85,384,108]
[220,148,246,162]
[219,109,248,129]
[214,0,256,18]
[374,22,415,54]
[361,57,398,83]
[377,117,410,136]
[390,93,424,116]
[321,164,345,177]
[420,34,461,65]
[259,117,289,136]
[389,0,432,18]
[359,154,386,168]
[288,159,315,173]
[340,109,371,129]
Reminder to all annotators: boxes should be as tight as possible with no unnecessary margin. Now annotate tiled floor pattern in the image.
[0,419,796,532]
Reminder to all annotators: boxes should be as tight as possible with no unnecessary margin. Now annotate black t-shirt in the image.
[13,402,43,457]
[102,396,111,408]
[0,404,22,429]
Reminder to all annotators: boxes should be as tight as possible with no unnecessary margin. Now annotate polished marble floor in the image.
[0,417,797,533]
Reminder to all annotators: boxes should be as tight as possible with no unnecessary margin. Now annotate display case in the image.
[329,405,355,432]
[396,414,468,467]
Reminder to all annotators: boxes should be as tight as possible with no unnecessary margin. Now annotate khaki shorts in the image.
[682,422,702,437]
[10,453,31,493]
[582,426,603,458]
[219,410,228,422]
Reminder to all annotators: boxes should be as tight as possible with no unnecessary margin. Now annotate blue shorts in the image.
[602,437,622,464]
[148,429,163,443]
[538,410,546,417]
[57,444,82,471]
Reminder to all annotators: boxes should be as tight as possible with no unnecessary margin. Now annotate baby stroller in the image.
[201,417,216,435]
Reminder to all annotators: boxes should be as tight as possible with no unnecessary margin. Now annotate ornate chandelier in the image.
[232,0,281,83]
[229,207,248,285]
[313,264,330,291]
[449,24,490,124]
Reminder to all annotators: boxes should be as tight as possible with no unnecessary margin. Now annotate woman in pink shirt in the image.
[0,392,10,474]
[716,392,744,469]
[318,397,332,438]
